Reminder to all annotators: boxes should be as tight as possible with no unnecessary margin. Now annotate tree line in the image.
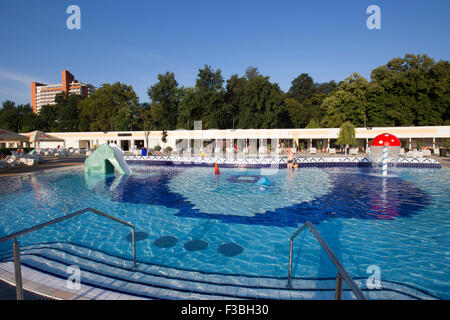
[1,54,449,133]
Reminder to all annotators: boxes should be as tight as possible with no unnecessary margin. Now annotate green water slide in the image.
[84,143,132,175]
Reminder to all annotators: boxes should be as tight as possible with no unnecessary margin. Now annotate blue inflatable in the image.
[256,177,271,186]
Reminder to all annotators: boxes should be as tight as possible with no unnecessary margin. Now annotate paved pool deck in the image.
[0,156,86,178]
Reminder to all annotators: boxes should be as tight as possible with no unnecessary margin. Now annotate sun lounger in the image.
[4,155,24,168]
[19,157,35,166]
[422,150,431,157]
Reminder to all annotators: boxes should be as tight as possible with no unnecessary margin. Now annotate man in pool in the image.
[287,147,294,170]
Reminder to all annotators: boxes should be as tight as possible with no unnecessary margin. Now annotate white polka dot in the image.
[379,140,383,144]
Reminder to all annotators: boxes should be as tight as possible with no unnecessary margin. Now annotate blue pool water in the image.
[0,165,449,299]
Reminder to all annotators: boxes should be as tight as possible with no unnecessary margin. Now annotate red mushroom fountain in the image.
[371,133,402,176]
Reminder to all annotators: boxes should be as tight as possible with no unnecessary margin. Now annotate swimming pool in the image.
[0,165,449,299]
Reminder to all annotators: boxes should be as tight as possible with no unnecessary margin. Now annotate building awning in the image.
[23,130,65,143]
[0,128,30,143]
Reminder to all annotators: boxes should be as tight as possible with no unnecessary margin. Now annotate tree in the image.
[336,121,357,154]
[245,66,259,79]
[369,54,449,126]
[237,75,288,129]
[0,101,37,133]
[53,93,83,131]
[193,65,226,129]
[285,98,302,128]
[17,104,37,132]
[78,82,139,131]
[321,73,369,128]
[177,87,203,129]
[286,75,337,128]
[306,118,320,128]
[224,74,247,129]
[37,105,58,132]
[136,103,153,148]
[147,72,180,130]
[288,73,317,104]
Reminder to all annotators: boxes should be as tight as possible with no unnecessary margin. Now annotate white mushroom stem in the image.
[382,146,388,176]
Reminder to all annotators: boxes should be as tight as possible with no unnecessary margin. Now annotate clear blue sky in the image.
[0,0,449,105]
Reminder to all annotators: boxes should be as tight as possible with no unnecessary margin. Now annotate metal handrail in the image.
[0,207,137,300]
[287,221,366,300]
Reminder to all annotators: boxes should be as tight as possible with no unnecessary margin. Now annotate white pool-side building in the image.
[14,125,448,152]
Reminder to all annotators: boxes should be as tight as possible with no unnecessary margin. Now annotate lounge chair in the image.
[309,147,317,155]
[329,148,336,155]
[19,157,35,166]
[4,155,24,168]
[422,149,431,157]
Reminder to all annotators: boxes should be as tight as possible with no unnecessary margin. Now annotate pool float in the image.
[256,177,271,186]
[214,163,220,175]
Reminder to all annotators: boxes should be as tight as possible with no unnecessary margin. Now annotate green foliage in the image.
[236,74,288,129]
[224,74,247,128]
[288,73,316,104]
[286,75,336,128]
[298,141,305,150]
[1,54,448,134]
[78,82,139,132]
[153,145,161,151]
[177,87,202,129]
[417,139,424,150]
[53,93,83,131]
[193,65,226,129]
[321,73,369,128]
[367,54,449,126]
[147,72,180,130]
[336,121,357,147]
[285,98,303,128]
[306,118,320,128]
[0,100,38,133]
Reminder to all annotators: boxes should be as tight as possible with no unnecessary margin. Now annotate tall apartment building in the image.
[31,70,95,113]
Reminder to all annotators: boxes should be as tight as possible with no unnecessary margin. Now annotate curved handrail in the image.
[0,207,137,300]
[287,221,366,300]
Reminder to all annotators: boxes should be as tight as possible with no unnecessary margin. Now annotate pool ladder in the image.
[0,208,137,300]
[287,221,367,300]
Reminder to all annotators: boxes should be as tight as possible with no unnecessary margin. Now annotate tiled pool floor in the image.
[0,243,437,300]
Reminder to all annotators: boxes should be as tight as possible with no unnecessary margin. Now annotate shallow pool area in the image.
[0,165,449,299]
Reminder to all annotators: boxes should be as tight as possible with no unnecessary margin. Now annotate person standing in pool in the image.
[287,147,294,170]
